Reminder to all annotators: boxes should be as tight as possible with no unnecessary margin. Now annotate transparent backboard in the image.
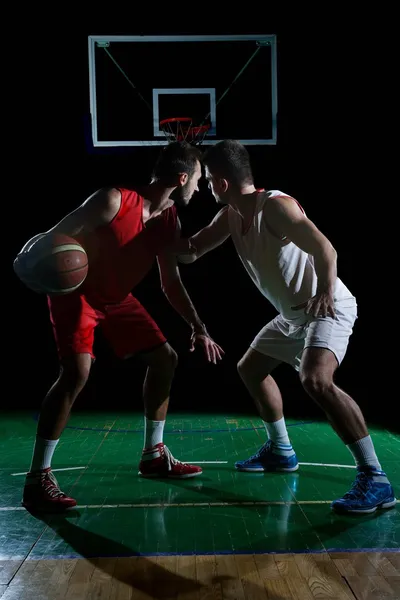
[88,34,277,147]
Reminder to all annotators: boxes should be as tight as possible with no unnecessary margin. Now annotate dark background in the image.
[8,16,393,431]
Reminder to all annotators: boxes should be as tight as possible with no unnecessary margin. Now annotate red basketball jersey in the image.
[76,188,177,305]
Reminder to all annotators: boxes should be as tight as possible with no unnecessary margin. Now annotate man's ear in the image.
[178,172,189,186]
[220,178,229,193]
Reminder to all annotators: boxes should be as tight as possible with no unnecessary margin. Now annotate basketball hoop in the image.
[160,117,210,146]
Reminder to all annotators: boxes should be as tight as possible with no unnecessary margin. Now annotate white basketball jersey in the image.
[228,190,355,324]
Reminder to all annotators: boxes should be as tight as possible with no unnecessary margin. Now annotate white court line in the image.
[193,461,357,468]
[1,499,399,512]
[299,462,357,469]
[11,467,86,477]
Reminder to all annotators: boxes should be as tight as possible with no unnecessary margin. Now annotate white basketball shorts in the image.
[250,299,358,371]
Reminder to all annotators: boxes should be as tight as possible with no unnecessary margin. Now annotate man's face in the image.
[205,166,226,204]
[173,160,202,206]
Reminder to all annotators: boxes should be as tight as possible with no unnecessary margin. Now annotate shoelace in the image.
[249,440,272,460]
[342,472,373,500]
[162,446,181,471]
[41,471,66,499]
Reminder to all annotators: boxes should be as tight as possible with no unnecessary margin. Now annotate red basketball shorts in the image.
[47,293,166,359]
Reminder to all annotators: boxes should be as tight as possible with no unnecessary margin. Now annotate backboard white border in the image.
[88,34,277,146]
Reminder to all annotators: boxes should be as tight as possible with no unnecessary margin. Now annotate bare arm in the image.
[157,217,207,334]
[177,206,230,264]
[157,218,224,363]
[47,187,122,237]
[265,195,337,295]
[19,188,122,254]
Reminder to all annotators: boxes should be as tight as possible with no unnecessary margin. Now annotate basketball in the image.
[13,232,88,295]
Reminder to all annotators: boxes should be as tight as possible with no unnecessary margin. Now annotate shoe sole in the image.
[235,464,299,473]
[331,498,397,514]
[138,471,203,479]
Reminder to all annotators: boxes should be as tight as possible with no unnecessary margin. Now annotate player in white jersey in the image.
[175,140,395,515]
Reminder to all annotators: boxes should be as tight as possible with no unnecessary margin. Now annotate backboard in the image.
[88,34,277,147]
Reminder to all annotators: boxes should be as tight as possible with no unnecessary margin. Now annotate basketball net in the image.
[159,117,210,146]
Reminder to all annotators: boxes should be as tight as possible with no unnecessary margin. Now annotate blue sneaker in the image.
[331,468,397,514]
[235,440,299,472]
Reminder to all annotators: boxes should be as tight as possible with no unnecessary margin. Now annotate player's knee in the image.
[162,345,178,375]
[143,342,178,376]
[58,354,92,395]
[237,348,278,382]
[299,370,332,398]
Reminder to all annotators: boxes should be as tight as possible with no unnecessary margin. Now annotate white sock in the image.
[29,436,59,472]
[263,418,295,456]
[346,435,382,471]
[144,418,165,449]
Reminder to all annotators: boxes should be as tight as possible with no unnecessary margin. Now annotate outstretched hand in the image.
[190,331,225,364]
[291,291,336,318]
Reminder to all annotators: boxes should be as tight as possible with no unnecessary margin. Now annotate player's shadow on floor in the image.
[27,510,271,599]
[292,468,359,486]
[161,476,368,551]
[27,509,204,598]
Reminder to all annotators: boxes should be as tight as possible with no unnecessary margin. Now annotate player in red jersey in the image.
[21,142,224,512]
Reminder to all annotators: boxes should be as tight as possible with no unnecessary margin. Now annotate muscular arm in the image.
[157,217,207,334]
[177,206,230,264]
[19,188,121,254]
[266,195,337,294]
[47,188,121,237]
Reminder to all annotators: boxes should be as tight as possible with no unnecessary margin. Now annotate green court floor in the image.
[0,412,399,560]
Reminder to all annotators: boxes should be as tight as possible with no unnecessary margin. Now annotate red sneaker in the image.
[22,467,77,512]
[139,443,202,479]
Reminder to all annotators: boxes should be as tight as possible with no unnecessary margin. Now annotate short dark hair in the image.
[202,140,254,187]
[152,141,202,183]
